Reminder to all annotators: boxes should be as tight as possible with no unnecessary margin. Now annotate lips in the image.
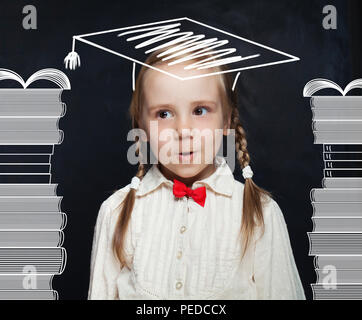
[178,151,194,163]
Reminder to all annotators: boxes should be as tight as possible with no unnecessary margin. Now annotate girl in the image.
[87,46,306,300]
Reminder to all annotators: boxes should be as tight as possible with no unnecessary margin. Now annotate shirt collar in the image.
[136,157,234,197]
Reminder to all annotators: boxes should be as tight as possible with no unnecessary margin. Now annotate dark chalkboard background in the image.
[0,0,361,300]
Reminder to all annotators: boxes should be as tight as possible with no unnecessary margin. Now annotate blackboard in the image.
[0,0,361,301]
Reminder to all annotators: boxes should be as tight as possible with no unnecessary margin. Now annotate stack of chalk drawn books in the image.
[304,78,362,300]
[0,68,70,300]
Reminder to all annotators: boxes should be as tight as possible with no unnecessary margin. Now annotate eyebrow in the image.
[148,100,217,111]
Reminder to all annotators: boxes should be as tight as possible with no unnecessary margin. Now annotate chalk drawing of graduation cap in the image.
[64,17,300,90]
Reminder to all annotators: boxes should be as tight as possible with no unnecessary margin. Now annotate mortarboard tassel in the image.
[64,37,80,70]
[64,51,81,70]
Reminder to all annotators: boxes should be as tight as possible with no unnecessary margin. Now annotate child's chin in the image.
[171,165,207,179]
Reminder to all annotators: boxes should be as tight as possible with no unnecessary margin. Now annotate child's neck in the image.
[158,164,216,188]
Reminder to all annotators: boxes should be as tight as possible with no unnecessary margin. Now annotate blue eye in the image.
[193,106,208,116]
[157,110,173,119]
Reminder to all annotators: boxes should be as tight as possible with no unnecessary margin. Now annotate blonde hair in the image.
[112,46,273,270]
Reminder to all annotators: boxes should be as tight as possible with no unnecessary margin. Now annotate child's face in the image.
[140,63,229,180]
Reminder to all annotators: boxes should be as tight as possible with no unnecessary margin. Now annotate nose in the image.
[175,114,193,140]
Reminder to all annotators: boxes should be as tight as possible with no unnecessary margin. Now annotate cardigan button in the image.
[177,250,182,259]
[175,281,183,290]
[180,226,187,233]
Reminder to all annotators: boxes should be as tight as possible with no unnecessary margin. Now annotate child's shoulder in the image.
[100,184,132,214]
[233,179,245,193]
[233,179,280,218]
[260,195,285,228]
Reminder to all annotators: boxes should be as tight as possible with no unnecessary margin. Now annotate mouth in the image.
[178,151,194,163]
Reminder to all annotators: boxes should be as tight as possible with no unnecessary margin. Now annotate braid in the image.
[135,139,146,178]
[112,139,146,270]
[231,107,250,169]
[136,163,146,178]
[230,106,271,260]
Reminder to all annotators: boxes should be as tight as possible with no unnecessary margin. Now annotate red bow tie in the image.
[173,179,206,207]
